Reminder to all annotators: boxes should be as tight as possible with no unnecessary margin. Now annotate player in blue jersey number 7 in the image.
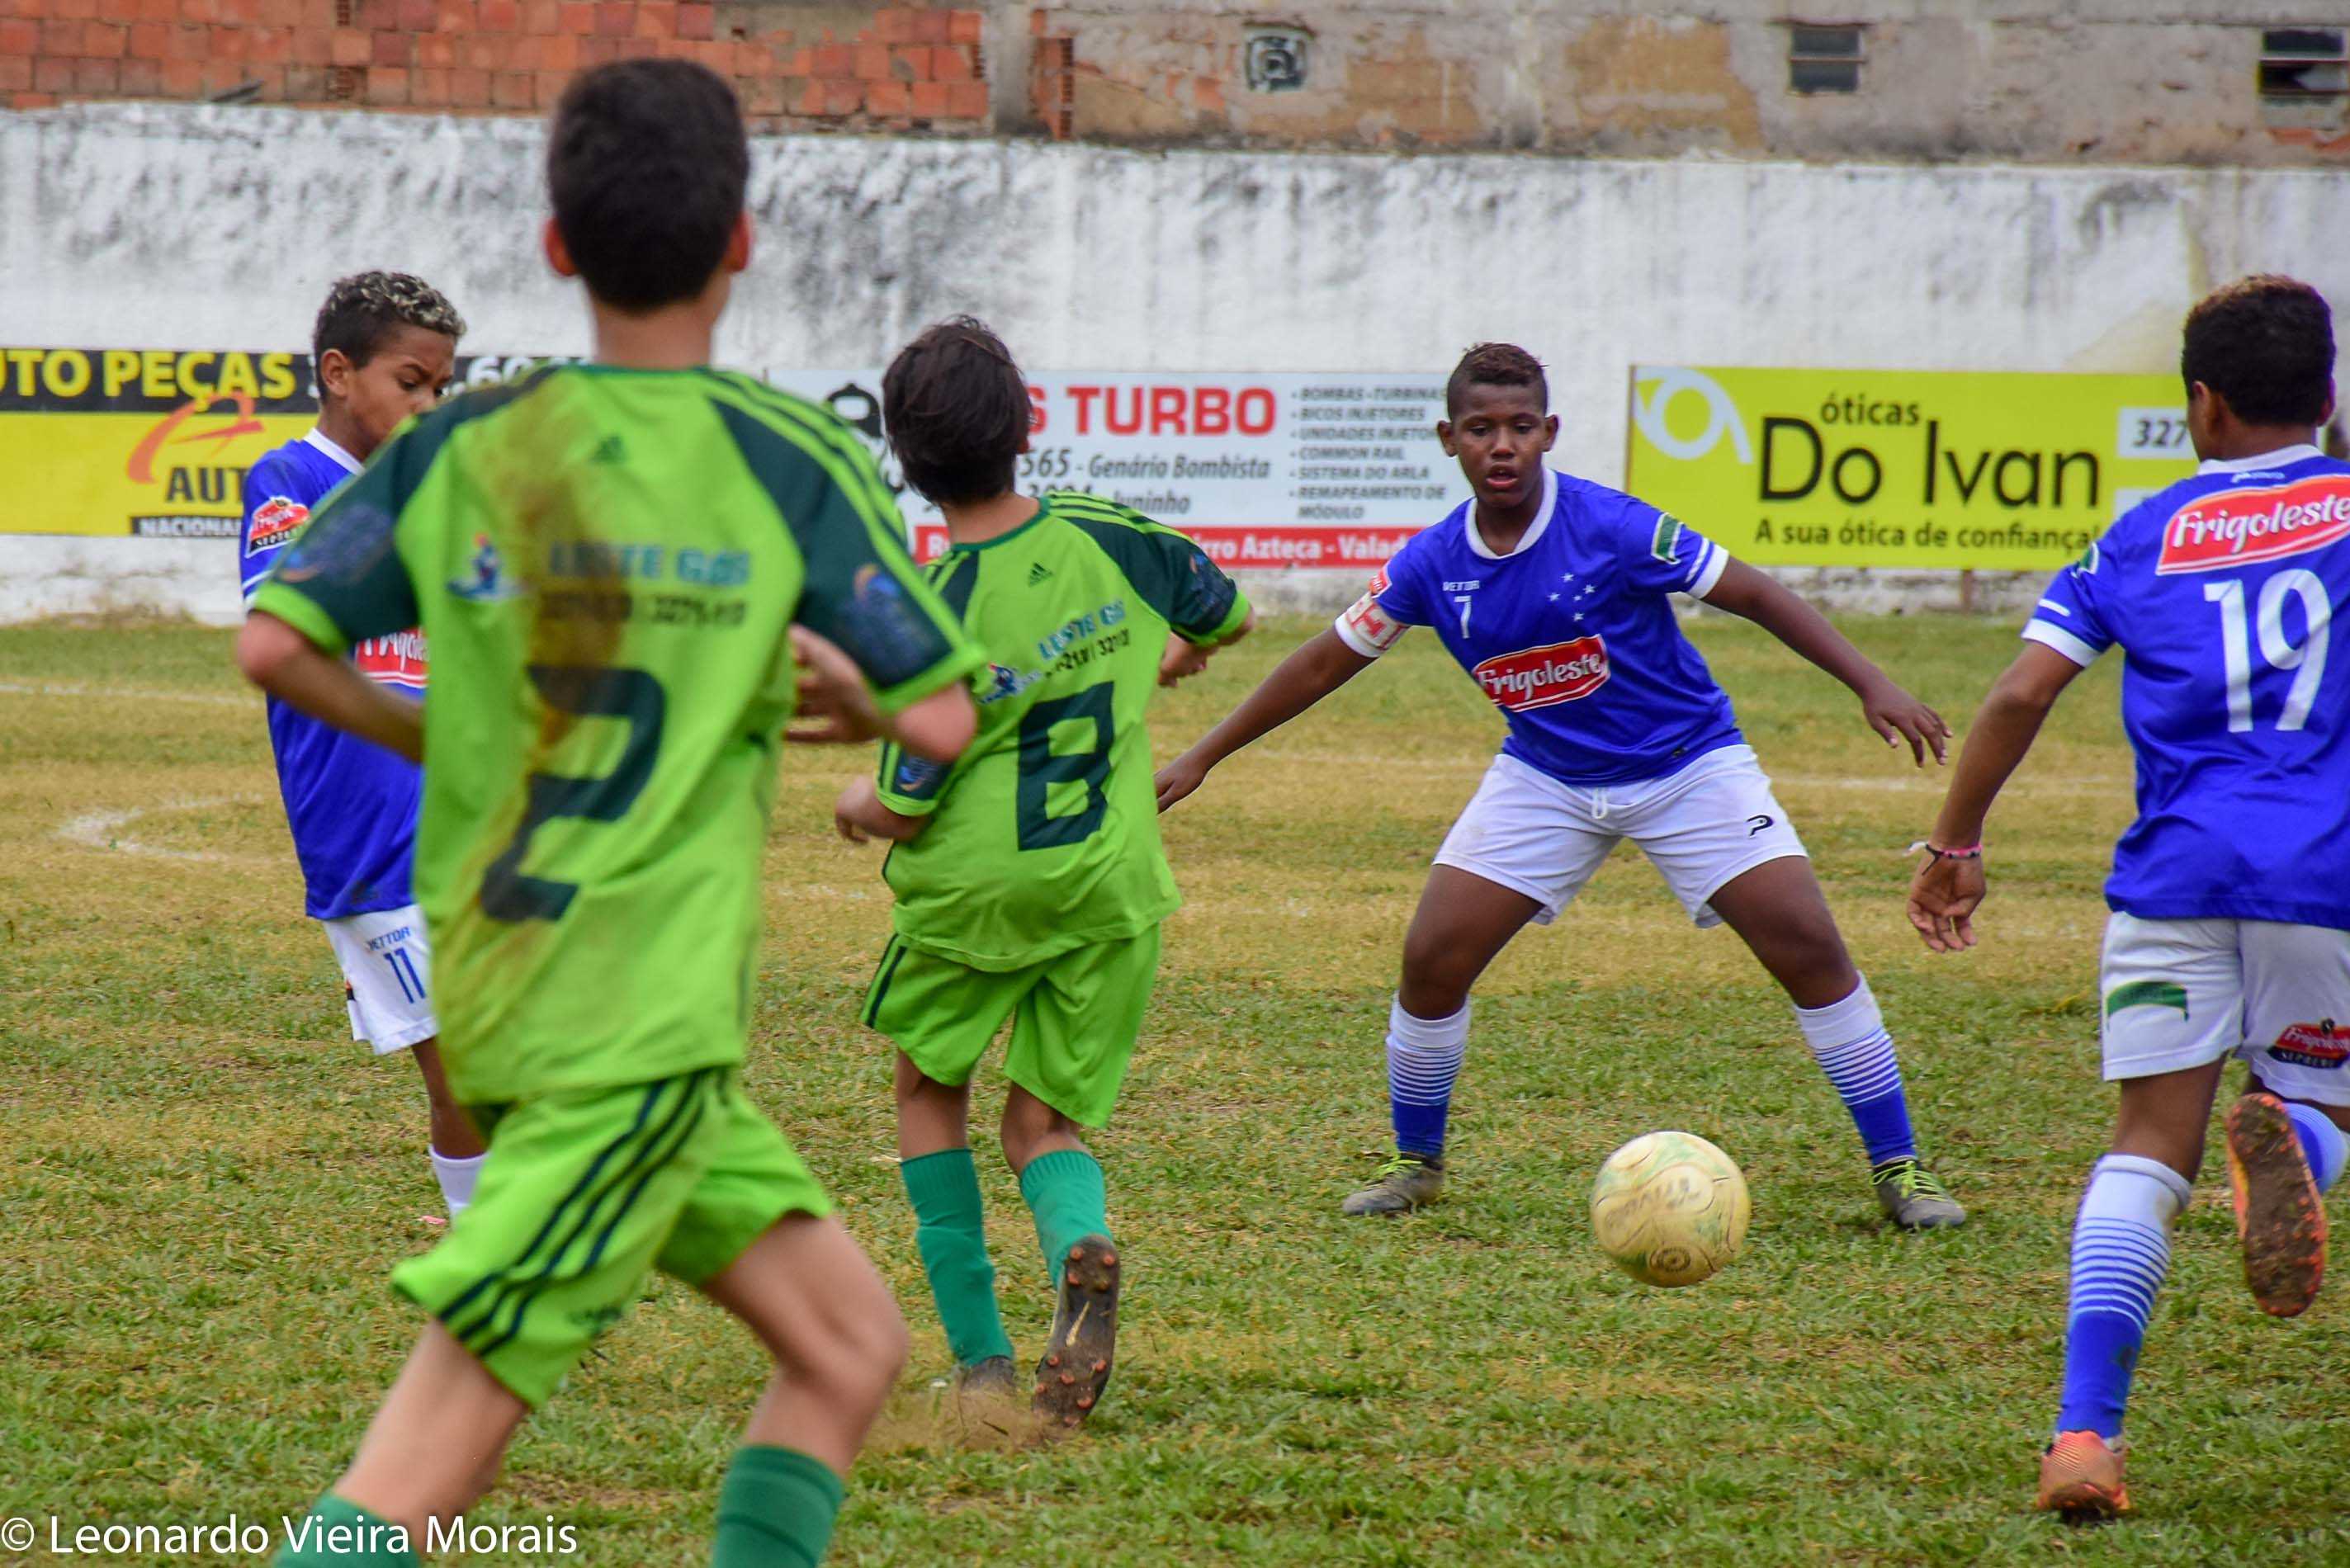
[1158,343,1965,1229]
[1909,276,2350,1521]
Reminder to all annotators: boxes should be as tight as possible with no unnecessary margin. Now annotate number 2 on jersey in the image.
[482,665,666,921]
[1016,682,1113,849]
[2205,570,2332,732]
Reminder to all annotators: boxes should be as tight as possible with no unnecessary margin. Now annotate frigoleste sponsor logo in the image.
[1472,635,1609,711]
[2155,475,2350,574]
[2272,1020,2349,1070]
[356,628,428,691]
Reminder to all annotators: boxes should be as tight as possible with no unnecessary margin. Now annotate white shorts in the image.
[2100,913,2350,1106]
[1433,744,1808,930]
[322,903,437,1056]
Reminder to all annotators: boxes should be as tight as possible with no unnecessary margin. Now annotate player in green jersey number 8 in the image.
[834,318,1253,1432]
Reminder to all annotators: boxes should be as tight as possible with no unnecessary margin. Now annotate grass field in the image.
[4,612,2346,1566]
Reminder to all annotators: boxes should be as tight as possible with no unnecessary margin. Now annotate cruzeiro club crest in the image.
[449,532,522,602]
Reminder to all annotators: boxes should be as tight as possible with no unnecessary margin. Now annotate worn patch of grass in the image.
[2,615,2343,1566]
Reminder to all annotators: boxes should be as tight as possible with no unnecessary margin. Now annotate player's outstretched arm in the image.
[1907,642,2084,954]
[1700,560,1950,766]
[235,611,424,763]
[1155,626,1372,811]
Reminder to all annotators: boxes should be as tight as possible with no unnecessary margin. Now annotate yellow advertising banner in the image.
[1625,366,2202,569]
[0,348,543,537]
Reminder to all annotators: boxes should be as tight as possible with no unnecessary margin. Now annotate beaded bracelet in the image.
[1907,840,1984,860]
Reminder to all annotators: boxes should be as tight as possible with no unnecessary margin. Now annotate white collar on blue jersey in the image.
[2197,442,2323,476]
[1462,468,1559,560]
[302,427,363,476]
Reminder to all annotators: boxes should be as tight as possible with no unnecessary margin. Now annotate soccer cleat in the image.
[1340,1152,1445,1216]
[1870,1156,1965,1230]
[1032,1236,1118,1432]
[2225,1093,2327,1318]
[2036,1430,2130,1520]
[955,1355,1019,1400]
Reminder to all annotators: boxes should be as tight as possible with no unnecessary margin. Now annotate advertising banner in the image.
[763,369,1451,567]
[0,349,549,539]
[2,350,1456,570]
[1626,366,2201,569]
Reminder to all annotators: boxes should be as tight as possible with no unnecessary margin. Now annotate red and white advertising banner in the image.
[760,369,1453,567]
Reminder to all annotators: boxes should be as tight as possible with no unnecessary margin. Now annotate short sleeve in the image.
[2022,536,2116,667]
[712,398,984,712]
[248,444,418,654]
[1045,494,1252,645]
[238,456,313,607]
[1332,549,1431,659]
[1619,498,1731,599]
[875,739,953,816]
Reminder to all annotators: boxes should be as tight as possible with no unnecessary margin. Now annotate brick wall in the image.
[0,0,992,130]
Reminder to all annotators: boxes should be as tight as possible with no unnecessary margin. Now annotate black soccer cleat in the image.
[1032,1235,1119,1432]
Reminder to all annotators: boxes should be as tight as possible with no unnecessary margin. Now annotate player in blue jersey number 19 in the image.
[1910,276,2350,1522]
[1158,343,1965,1230]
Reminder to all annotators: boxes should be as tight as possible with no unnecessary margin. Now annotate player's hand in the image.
[1860,678,1950,767]
[1907,852,1985,953]
[834,777,878,843]
[1158,638,1213,688]
[787,626,882,745]
[1155,753,1208,813]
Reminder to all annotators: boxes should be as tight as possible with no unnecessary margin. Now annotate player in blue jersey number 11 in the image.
[1910,276,2350,1522]
[1158,342,1965,1230]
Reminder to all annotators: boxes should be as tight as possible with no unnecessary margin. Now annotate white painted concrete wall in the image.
[4,103,2347,623]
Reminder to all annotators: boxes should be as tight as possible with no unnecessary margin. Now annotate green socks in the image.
[901,1147,1014,1367]
[711,1445,844,1568]
[273,1495,419,1566]
[1019,1147,1111,1284]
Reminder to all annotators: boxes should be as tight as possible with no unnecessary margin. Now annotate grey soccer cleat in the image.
[1341,1152,1445,1216]
[1033,1235,1119,1432]
[1872,1156,1966,1230]
[956,1355,1019,1399]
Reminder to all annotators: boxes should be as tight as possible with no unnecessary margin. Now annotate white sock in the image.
[431,1148,487,1215]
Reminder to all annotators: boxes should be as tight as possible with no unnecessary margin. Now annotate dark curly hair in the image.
[2182,275,2335,427]
[312,271,465,371]
[1446,342,1549,416]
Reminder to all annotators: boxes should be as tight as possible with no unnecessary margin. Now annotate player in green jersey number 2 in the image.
[236,64,983,1568]
[834,319,1254,1430]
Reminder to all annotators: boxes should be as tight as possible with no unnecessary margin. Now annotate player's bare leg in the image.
[1002,1086,1118,1429]
[308,1323,530,1550]
[894,1052,1017,1396]
[2230,1074,2347,1318]
[1707,855,1964,1228]
[1342,866,1542,1216]
[2040,1063,2221,1521]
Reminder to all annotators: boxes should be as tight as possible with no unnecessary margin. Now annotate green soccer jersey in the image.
[874,491,1249,971]
[253,365,984,1103]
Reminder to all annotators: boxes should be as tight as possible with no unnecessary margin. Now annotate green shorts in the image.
[390,1066,830,1408]
[863,927,1161,1128]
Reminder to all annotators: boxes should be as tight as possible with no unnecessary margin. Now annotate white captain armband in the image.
[1332,567,1409,658]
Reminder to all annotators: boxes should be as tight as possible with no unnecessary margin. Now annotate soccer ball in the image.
[1589,1131,1751,1287]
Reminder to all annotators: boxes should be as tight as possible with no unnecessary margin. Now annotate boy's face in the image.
[321,325,458,457]
[1437,383,1558,511]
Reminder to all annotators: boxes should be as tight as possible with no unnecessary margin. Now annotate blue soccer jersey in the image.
[1333,468,1742,785]
[2026,444,2350,931]
[239,430,424,921]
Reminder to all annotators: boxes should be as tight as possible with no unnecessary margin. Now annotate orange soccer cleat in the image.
[2037,1429,2130,1520]
[2225,1092,2328,1318]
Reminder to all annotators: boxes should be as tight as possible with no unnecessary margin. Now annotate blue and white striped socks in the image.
[1387,998,1468,1161]
[2057,1153,2192,1439]
[1794,976,1917,1166]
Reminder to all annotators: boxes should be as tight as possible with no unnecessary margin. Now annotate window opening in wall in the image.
[2258,28,2348,100]
[1786,22,1863,95]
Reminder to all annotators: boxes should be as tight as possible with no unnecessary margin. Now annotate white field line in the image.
[55,794,272,864]
[1241,753,2130,794]
[0,678,248,708]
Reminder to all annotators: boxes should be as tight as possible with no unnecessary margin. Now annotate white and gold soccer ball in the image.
[1589,1131,1751,1287]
